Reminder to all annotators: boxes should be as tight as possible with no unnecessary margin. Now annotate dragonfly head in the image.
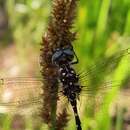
[52,46,74,66]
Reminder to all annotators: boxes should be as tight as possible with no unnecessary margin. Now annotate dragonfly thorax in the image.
[59,64,81,97]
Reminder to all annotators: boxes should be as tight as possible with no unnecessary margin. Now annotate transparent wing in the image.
[80,80,130,96]
[79,48,130,81]
[0,77,43,114]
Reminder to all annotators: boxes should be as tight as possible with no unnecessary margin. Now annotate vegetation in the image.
[0,0,130,130]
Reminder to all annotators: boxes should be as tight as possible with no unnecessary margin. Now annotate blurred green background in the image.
[0,0,130,130]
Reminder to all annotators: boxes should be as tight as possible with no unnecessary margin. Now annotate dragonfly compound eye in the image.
[51,47,74,65]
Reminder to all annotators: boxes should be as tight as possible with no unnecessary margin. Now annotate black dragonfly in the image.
[0,47,130,130]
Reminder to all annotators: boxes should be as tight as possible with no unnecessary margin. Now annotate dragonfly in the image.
[0,47,130,127]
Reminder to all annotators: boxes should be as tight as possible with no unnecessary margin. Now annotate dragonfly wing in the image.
[79,48,130,82]
[80,79,130,96]
[0,77,43,113]
[77,79,130,115]
[78,79,130,110]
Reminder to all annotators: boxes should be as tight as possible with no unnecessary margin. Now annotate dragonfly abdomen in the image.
[59,64,82,130]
